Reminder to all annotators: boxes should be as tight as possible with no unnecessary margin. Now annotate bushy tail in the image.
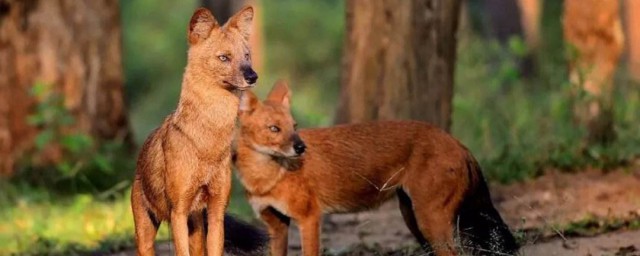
[457,158,519,255]
[223,214,269,255]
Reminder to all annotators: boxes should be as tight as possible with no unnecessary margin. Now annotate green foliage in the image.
[19,83,133,193]
[121,0,195,143]
[260,0,345,127]
[453,34,640,183]
[0,186,170,255]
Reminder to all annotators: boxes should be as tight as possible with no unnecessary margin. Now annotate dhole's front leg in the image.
[188,210,207,256]
[260,207,290,256]
[165,137,200,256]
[170,206,192,256]
[298,212,321,256]
[206,166,232,256]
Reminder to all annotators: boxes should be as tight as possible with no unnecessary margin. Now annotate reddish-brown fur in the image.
[131,7,257,256]
[234,81,518,256]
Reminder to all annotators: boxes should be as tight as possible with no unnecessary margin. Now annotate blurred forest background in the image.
[0,0,639,254]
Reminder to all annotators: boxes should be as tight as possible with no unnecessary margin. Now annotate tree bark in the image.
[517,0,541,51]
[483,0,537,77]
[563,0,624,145]
[625,0,640,81]
[201,0,239,24]
[483,0,523,43]
[336,0,462,131]
[0,0,131,176]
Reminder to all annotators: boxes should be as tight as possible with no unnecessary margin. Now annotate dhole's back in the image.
[297,120,469,211]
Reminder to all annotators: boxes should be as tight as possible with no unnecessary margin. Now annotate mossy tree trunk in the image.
[0,0,132,176]
[336,0,462,131]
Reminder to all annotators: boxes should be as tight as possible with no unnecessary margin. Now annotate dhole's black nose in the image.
[293,142,306,155]
[242,67,258,84]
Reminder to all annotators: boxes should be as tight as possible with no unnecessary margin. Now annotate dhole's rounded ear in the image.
[239,90,259,114]
[188,8,219,45]
[225,6,254,41]
[266,79,291,109]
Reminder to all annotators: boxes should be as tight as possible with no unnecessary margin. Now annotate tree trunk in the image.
[0,0,132,176]
[201,0,239,24]
[336,0,462,131]
[483,0,536,77]
[563,0,624,145]
[625,0,640,81]
[483,0,523,43]
[201,0,263,75]
[517,0,541,51]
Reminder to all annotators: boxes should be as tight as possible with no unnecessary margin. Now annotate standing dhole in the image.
[234,81,519,256]
[131,7,266,256]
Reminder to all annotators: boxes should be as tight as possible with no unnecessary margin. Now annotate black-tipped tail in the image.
[224,214,269,255]
[458,159,519,255]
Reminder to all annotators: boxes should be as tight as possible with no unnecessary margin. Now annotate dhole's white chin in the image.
[223,80,255,90]
[252,144,300,159]
[236,84,255,91]
[281,148,301,158]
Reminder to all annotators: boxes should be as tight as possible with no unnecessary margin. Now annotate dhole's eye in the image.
[244,53,250,60]
[218,55,229,62]
[268,125,280,133]
[293,123,298,130]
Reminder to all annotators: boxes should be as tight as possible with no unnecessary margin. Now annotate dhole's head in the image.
[187,7,257,90]
[238,80,306,157]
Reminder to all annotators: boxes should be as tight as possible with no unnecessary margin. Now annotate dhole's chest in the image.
[248,195,291,216]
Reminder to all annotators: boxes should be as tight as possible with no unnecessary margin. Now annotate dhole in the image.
[234,81,519,256]
[131,7,266,256]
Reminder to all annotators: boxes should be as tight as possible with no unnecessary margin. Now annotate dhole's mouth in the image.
[252,144,301,159]
[224,81,255,91]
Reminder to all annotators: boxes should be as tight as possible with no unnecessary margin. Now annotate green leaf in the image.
[507,36,528,57]
[59,115,75,126]
[61,134,93,153]
[34,130,54,150]
[93,155,113,173]
[27,114,45,126]
[56,161,73,175]
[30,82,48,97]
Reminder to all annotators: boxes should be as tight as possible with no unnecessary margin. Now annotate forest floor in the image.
[112,163,640,256]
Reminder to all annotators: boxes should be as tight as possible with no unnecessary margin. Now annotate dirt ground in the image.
[113,166,640,256]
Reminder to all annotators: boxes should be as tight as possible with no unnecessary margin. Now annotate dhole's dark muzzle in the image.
[242,66,258,84]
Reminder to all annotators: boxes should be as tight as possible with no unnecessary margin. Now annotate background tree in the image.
[336,0,462,131]
[625,0,640,82]
[479,0,539,77]
[563,0,624,145]
[0,0,131,176]
[517,0,541,53]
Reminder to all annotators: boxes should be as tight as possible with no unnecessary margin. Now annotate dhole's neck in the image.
[175,65,239,120]
[180,65,234,99]
[235,139,287,195]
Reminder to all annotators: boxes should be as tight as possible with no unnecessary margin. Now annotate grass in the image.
[0,185,145,255]
[0,177,253,255]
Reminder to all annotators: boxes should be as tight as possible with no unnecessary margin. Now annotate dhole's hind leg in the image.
[410,202,458,256]
[396,189,430,248]
[188,210,207,255]
[131,182,160,256]
[402,182,460,255]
